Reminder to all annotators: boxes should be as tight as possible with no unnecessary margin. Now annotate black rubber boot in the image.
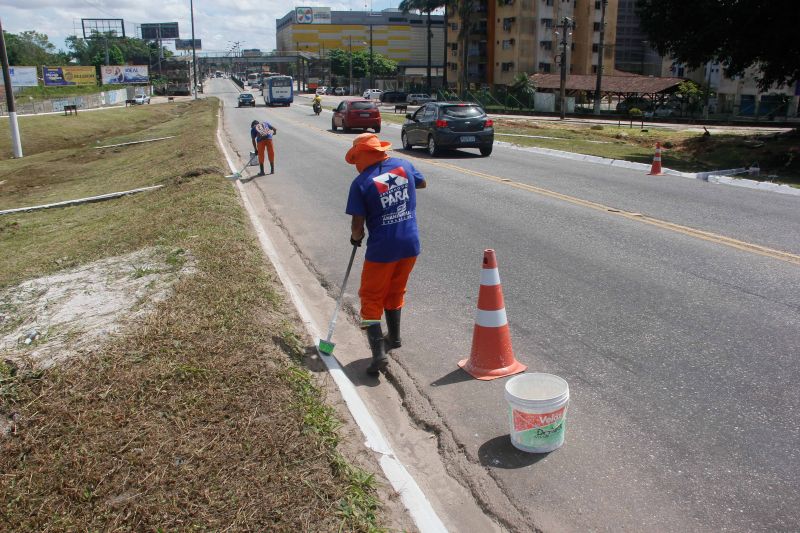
[365,323,388,376]
[384,308,402,351]
[257,163,265,176]
[270,162,275,174]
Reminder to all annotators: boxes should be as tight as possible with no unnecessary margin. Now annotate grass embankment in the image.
[379,110,800,185]
[0,100,384,530]
[14,84,139,101]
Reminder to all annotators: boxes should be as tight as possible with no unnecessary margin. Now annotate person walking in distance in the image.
[345,133,427,375]
[250,119,277,176]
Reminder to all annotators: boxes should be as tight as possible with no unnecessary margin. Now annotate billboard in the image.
[81,18,125,39]
[43,66,97,86]
[295,7,332,24]
[0,66,39,87]
[100,65,150,84]
[175,39,202,50]
[141,22,179,40]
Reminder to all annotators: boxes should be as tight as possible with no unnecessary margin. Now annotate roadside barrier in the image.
[648,142,664,175]
[458,249,527,380]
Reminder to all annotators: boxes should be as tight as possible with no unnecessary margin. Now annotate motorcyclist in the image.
[312,94,322,114]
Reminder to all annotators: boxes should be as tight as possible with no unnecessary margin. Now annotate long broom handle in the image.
[324,244,358,342]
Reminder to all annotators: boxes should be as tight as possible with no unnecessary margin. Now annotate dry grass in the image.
[0,99,385,531]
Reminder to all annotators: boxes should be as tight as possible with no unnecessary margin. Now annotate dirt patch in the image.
[0,247,195,369]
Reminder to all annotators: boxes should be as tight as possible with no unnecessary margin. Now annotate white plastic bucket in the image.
[504,373,570,453]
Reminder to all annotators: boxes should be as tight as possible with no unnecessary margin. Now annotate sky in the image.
[0,0,404,55]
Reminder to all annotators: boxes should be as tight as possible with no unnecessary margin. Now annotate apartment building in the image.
[276,8,444,74]
[448,0,618,88]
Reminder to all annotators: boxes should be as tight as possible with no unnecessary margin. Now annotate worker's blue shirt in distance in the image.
[251,121,274,141]
[346,157,426,263]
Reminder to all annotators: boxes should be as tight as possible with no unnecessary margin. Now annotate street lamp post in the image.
[348,36,353,95]
[556,17,575,120]
[190,0,199,100]
[593,0,607,115]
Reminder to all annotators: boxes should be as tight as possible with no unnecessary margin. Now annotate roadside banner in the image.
[100,65,150,84]
[43,66,97,86]
[0,66,39,87]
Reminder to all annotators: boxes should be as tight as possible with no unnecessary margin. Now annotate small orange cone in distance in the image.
[458,249,527,380]
[648,142,664,175]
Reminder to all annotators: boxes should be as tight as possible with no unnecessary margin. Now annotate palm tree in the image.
[454,0,477,95]
[399,0,442,93]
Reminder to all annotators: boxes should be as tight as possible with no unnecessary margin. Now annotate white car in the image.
[316,86,328,96]
[406,93,434,105]
[334,87,347,96]
[362,89,383,100]
[134,94,151,105]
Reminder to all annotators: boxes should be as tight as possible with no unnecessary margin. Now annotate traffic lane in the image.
[215,87,800,530]
[399,167,800,531]
[404,141,800,256]
[288,96,800,258]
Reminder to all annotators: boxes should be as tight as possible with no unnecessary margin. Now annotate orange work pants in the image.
[359,256,417,323]
[257,138,274,165]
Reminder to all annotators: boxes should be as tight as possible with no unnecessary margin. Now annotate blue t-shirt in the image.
[346,157,426,262]
[251,121,273,141]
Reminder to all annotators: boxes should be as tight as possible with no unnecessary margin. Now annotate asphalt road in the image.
[212,79,800,532]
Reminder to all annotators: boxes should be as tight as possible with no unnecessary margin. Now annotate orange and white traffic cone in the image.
[648,142,664,175]
[458,249,527,380]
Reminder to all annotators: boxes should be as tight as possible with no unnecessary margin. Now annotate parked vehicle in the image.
[264,75,294,106]
[401,102,494,157]
[644,104,679,118]
[315,86,328,96]
[334,87,349,96]
[380,91,407,103]
[406,93,434,105]
[362,89,383,100]
[237,93,256,107]
[331,99,381,133]
[134,94,151,105]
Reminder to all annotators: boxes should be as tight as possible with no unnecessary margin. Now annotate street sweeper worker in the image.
[345,133,427,375]
[250,119,277,176]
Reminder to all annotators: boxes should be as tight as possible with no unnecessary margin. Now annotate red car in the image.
[331,99,381,133]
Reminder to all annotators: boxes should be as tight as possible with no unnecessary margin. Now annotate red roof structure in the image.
[530,73,685,96]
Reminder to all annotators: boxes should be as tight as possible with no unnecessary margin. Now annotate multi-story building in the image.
[614,0,663,75]
[448,0,618,89]
[276,8,444,84]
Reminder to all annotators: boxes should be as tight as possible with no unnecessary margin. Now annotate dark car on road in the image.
[237,93,255,107]
[331,99,382,133]
[380,91,407,103]
[401,102,494,156]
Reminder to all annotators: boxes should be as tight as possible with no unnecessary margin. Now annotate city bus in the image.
[263,75,294,106]
[246,72,259,87]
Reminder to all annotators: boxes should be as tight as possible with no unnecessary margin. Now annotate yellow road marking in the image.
[276,104,800,267]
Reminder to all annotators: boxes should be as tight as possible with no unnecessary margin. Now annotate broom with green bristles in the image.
[318,244,359,356]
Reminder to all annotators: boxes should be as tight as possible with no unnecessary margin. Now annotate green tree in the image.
[3,30,66,66]
[636,0,800,90]
[327,48,397,80]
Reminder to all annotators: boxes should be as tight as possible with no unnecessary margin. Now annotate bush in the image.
[663,141,674,149]
[590,125,604,130]
[629,107,643,117]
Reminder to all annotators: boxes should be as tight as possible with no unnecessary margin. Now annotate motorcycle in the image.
[313,101,322,115]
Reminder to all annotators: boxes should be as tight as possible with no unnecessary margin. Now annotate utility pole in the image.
[593,0,607,115]
[348,36,353,96]
[0,18,22,158]
[556,16,575,120]
[190,0,199,100]
[369,24,374,90]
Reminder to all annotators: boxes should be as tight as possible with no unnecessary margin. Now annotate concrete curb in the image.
[0,185,164,216]
[493,141,800,197]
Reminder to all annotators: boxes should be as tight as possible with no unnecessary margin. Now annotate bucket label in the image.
[512,405,566,432]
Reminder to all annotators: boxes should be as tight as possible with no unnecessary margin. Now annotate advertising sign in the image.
[0,66,39,87]
[175,39,202,50]
[141,22,179,40]
[43,66,97,86]
[295,7,332,24]
[100,65,150,84]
